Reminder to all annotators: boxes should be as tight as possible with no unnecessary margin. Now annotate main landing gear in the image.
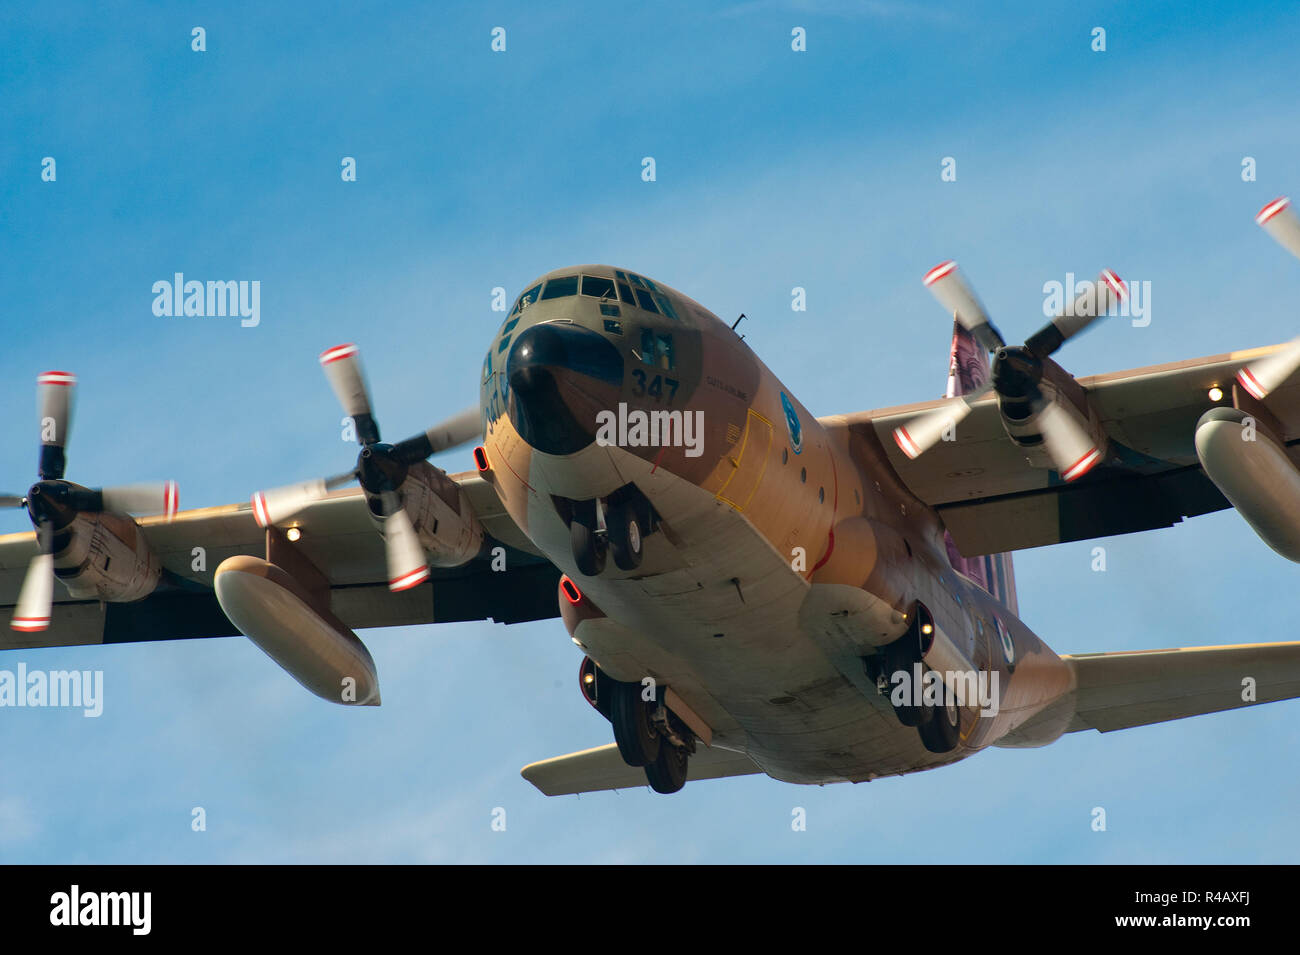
[561,486,652,577]
[864,606,962,755]
[612,679,692,793]
[582,659,692,794]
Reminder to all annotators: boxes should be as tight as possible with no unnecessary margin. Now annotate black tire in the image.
[918,678,961,753]
[607,500,644,571]
[644,742,688,794]
[885,641,931,728]
[611,681,660,767]
[570,514,605,576]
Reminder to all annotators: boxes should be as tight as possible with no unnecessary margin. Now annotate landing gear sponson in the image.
[580,657,693,794]
[864,605,962,755]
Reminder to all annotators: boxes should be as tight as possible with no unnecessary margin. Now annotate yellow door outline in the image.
[716,409,773,512]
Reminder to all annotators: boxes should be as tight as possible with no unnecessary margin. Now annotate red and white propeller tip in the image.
[921,260,1003,347]
[383,505,429,592]
[10,553,53,633]
[101,481,180,519]
[319,343,374,423]
[1235,198,1300,401]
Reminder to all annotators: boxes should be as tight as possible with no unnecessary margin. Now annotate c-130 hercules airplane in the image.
[6,200,1300,796]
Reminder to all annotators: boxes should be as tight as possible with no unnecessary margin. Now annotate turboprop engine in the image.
[224,343,487,703]
[3,371,179,632]
[893,262,1127,482]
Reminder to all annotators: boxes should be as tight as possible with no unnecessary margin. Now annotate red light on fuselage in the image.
[560,575,582,604]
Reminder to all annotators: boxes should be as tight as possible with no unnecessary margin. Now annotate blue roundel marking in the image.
[996,618,1015,664]
[780,391,802,454]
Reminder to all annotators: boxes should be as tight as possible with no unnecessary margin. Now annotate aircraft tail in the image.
[942,321,1019,614]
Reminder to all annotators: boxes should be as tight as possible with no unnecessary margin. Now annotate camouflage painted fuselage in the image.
[481,266,1073,784]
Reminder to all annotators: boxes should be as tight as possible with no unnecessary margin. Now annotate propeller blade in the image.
[922,261,1006,352]
[1036,399,1102,482]
[381,494,429,592]
[892,383,993,460]
[11,553,53,632]
[1236,336,1300,401]
[0,495,25,509]
[393,405,483,464]
[37,371,76,480]
[319,343,380,445]
[250,472,354,528]
[1257,197,1300,261]
[99,481,180,519]
[1025,270,1127,358]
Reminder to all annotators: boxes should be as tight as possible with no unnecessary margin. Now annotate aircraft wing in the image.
[836,344,1300,556]
[0,472,559,650]
[521,743,763,796]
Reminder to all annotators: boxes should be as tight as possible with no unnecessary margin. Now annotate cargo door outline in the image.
[716,410,773,511]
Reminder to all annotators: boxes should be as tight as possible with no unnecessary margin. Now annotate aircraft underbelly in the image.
[526,446,971,784]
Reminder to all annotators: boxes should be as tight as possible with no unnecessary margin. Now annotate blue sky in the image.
[3,0,1300,862]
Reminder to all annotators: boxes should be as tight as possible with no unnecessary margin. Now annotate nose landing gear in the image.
[560,486,652,577]
[569,500,606,576]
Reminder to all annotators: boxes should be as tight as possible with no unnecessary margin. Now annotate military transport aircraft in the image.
[5,200,1300,796]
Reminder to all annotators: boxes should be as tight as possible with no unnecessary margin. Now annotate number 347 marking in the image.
[631,370,679,402]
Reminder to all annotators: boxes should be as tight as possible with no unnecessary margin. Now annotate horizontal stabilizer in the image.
[521,742,761,796]
[1066,641,1300,733]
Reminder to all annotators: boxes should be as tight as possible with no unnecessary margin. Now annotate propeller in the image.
[1237,197,1300,400]
[250,343,480,592]
[894,263,1127,482]
[5,372,179,632]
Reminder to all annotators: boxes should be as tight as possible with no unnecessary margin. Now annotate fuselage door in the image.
[716,409,772,511]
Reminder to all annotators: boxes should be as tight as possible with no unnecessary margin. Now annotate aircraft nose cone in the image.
[505,322,623,456]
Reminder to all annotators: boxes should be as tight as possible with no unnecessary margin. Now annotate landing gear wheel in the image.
[611,681,660,767]
[918,680,961,753]
[607,501,644,571]
[644,742,689,794]
[570,504,605,577]
[884,641,931,728]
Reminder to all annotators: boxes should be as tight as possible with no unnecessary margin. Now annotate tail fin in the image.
[942,321,1019,614]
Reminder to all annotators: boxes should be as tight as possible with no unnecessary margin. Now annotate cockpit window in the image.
[634,288,659,313]
[641,328,674,370]
[581,276,617,299]
[616,281,635,305]
[628,273,647,289]
[541,275,579,299]
[512,283,543,315]
[652,293,679,320]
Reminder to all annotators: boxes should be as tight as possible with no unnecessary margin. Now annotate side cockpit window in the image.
[640,328,674,370]
[511,283,543,316]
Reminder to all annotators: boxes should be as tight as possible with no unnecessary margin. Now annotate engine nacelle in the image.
[394,462,485,567]
[55,512,161,603]
[999,381,1102,470]
[214,555,381,705]
[1195,406,1300,561]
